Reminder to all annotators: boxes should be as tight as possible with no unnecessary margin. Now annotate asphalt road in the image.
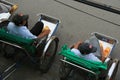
[3,0,120,80]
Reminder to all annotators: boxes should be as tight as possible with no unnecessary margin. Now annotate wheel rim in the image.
[40,40,57,71]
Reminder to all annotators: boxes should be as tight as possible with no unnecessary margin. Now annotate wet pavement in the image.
[1,0,120,80]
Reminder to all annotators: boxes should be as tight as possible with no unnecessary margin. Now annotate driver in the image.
[7,13,50,39]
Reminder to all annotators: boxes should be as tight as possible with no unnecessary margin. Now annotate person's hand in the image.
[73,40,83,49]
[76,40,83,45]
[9,4,18,14]
[42,26,50,32]
[38,26,50,38]
[69,44,74,49]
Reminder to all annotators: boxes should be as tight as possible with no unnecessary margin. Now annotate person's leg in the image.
[30,21,44,36]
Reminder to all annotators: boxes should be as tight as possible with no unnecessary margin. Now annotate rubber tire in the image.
[59,61,72,80]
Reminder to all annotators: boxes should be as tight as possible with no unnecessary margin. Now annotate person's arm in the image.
[9,5,18,14]
[37,26,50,38]
[73,40,83,49]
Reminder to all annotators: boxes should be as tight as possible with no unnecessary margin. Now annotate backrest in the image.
[0,28,36,54]
[85,35,101,57]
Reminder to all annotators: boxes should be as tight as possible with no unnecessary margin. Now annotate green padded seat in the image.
[0,28,36,54]
[59,44,107,74]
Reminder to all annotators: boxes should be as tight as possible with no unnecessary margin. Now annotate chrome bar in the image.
[60,59,97,75]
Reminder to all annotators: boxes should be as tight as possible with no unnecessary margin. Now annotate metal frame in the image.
[39,13,60,40]
[0,13,60,79]
[107,59,119,80]
[60,59,97,76]
[60,56,119,80]
[59,32,119,80]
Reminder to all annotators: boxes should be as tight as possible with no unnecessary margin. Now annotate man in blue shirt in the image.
[71,40,103,62]
[7,13,50,39]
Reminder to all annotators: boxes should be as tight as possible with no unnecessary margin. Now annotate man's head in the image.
[78,42,97,54]
[12,13,29,26]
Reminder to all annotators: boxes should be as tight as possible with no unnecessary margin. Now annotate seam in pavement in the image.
[54,0,120,27]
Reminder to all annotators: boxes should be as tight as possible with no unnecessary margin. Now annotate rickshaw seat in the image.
[59,45,107,74]
[0,28,36,54]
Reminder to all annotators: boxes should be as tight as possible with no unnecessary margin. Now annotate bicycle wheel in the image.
[59,61,72,80]
[39,38,58,73]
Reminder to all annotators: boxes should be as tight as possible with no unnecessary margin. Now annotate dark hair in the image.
[12,13,29,26]
[78,42,97,54]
